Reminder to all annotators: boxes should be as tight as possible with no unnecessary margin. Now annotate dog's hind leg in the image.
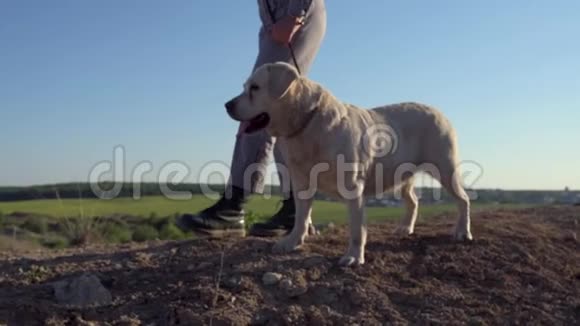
[434,158,473,241]
[393,177,419,236]
[339,193,367,267]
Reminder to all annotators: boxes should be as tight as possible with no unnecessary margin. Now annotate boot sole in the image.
[191,227,246,239]
[248,228,289,237]
[175,214,246,239]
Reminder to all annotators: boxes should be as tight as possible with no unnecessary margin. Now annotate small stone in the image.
[279,279,293,289]
[307,269,322,281]
[223,275,243,289]
[283,305,304,324]
[280,278,308,297]
[306,307,326,325]
[304,256,328,268]
[262,272,283,286]
[52,273,112,308]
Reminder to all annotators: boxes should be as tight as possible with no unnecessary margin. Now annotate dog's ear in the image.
[267,62,300,99]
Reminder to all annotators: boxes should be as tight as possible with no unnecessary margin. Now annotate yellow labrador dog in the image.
[225,62,472,266]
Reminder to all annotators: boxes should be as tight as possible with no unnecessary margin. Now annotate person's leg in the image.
[247,145,295,236]
[178,0,326,237]
[248,0,327,236]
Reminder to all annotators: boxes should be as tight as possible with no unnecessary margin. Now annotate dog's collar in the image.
[285,106,318,139]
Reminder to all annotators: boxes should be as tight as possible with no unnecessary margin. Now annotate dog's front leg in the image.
[339,194,367,266]
[272,194,313,254]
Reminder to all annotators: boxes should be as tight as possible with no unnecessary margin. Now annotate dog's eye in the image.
[249,84,259,92]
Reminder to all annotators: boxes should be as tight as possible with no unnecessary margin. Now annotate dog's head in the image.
[225,61,305,136]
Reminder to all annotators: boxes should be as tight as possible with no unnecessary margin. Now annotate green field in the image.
[0,195,531,225]
[0,196,534,249]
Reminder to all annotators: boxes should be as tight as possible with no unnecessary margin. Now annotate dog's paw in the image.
[393,225,414,236]
[272,235,303,254]
[452,227,473,241]
[338,254,364,267]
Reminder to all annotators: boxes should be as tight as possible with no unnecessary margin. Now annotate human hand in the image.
[270,16,304,45]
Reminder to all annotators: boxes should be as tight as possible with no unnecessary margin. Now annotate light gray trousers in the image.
[227,0,326,198]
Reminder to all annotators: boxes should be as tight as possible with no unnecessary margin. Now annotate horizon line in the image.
[0,181,576,193]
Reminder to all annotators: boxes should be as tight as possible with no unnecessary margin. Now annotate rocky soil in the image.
[0,205,578,325]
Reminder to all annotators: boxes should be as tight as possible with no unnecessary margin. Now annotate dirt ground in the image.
[0,205,578,325]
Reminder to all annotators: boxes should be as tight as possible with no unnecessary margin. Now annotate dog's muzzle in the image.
[225,99,236,118]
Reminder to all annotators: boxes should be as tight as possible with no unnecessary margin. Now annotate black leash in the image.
[264,0,302,75]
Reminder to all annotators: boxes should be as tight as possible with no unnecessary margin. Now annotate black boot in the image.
[176,186,247,237]
[249,195,296,237]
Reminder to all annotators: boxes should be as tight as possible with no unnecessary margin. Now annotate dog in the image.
[225,61,473,266]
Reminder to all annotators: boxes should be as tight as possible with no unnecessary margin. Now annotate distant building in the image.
[557,188,580,204]
[543,196,555,204]
[366,198,401,207]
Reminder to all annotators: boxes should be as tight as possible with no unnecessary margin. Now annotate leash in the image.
[264,0,302,75]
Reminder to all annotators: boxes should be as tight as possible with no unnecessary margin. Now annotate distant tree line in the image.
[0,183,232,202]
[0,183,577,204]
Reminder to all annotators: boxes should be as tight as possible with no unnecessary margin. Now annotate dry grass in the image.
[0,235,42,252]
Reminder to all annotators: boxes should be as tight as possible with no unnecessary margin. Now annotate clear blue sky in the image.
[1,0,578,190]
